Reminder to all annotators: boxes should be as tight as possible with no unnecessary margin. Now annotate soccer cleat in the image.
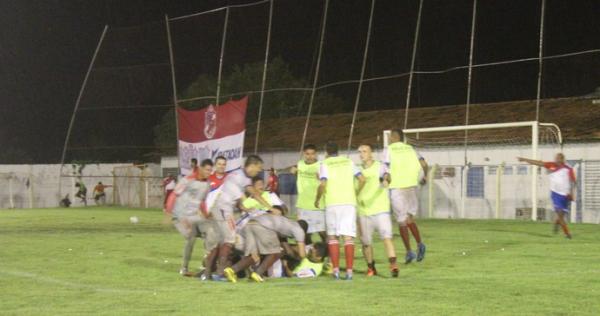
[199,274,209,282]
[332,272,340,280]
[390,264,399,278]
[417,243,427,262]
[224,267,238,283]
[212,274,228,282]
[405,251,416,264]
[366,267,377,277]
[344,274,353,281]
[179,267,188,275]
[249,272,264,283]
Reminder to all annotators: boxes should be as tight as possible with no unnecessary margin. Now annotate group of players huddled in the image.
[164,129,430,282]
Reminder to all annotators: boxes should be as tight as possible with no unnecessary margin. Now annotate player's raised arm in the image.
[315,179,326,209]
[517,157,545,167]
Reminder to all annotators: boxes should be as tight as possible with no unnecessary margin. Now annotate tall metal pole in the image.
[300,0,329,153]
[403,0,424,130]
[463,0,478,166]
[165,15,181,171]
[58,25,108,200]
[347,0,376,153]
[535,0,546,121]
[216,7,230,108]
[254,0,274,154]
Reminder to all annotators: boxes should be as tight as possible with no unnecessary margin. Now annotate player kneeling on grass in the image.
[212,155,276,280]
[315,142,365,280]
[385,129,428,264]
[518,153,575,239]
[357,144,398,277]
[224,207,306,283]
[171,159,218,276]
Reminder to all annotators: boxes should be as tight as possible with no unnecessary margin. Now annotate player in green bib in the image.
[290,144,326,242]
[315,142,365,280]
[241,177,286,215]
[384,129,429,264]
[357,144,398,277]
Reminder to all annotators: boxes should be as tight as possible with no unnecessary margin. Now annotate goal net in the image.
[384,121,563,221]
[112,165,163,208]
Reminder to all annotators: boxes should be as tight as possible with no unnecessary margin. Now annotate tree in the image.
[153,57,346,155]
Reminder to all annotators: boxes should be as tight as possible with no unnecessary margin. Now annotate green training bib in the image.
[388,142,421,189]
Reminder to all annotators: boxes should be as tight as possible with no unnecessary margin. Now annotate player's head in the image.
[303,144,317,163]
[358,144,374,162]
[390,129,403,143]
[199,159,214,179]
[297,219,310,243]
[214,156,227,175]
[252,176,265,192]
[269,167,276,175]
[190,158,198,169]
[307,242,328,263]
[244,155,264,177]
[325,141,338,157]
[555,153,565,164]
[272,205,285,215]
[98,181,102,185]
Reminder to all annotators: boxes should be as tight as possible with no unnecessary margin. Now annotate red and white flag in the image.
[177,97,248,175]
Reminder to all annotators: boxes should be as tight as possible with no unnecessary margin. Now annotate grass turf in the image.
[1,207,599,315]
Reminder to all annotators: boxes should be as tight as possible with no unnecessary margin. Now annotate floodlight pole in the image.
[535,0,546,121]
[58,25,108,200]
[463,0,477,166]
[165,15,181,172]
[531,122,539,221]
[403,0,424,130]
[216,7,230,108]
[347,0,376,153]
[300,0,329,153]
[254,0,274,154]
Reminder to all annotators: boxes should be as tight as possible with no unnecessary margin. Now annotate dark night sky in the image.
[1,0,599,163]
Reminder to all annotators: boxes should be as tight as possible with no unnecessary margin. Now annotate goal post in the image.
[384,121,563,221]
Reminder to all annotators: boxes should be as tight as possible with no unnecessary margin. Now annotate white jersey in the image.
[172,180,210,218]
[544,162,575,196]
[214,169,252,216]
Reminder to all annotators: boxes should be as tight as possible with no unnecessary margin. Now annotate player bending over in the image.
[385,129,428,264]
[212,155,276,279]
[224,208,306,283]
[171,159,217,276]
[289,144,327,243]
[518,153,575,239]
[315,142,365,280]
[357,144,398,277]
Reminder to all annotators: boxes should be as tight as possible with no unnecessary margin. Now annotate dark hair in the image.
[251,176,264,184]
[98,181,103,185]
[303,144,317,152]
[191,158,198,164]
[359,143,374,151]
[272,205,285,215]
[297,220,309,234]
[313,242,328,259]
[200,159,213,167]
[215,156,227,163]
[245,154,264,167]
[391,129,403,139]
[325,141,338,156]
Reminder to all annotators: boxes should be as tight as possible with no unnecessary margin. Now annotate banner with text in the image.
[177,97,247,175]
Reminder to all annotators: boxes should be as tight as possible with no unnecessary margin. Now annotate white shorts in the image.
[325,205,357,237]
[390,187,418,223]
[359,212,393,245]
[215,217,237,244]
[297,209,326,233]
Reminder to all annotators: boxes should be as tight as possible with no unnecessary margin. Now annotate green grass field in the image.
[1,207,599,315]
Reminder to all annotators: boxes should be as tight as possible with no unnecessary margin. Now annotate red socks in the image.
[399,226,411,251]
[344,240,354,274]
[408,222,422,244]
[328,239,340,271]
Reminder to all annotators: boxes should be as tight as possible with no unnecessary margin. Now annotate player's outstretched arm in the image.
[315,180,326,209]
[420,158,429,185]
[517,157,545,167]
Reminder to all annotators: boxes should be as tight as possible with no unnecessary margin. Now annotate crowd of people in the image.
[164,129,430,282]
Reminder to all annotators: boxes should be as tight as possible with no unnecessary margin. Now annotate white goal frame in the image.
[384,121,563,221]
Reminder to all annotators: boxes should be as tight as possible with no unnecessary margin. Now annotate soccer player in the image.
[224,210,306,283]
[187,158,199,179]
[518,153,575,239]
[75,180,87,206]
[357,144,398,277]
[208,156,227,190]
[291,144,327,242]
[315,142,365,280]
[171,159,215,275]
[93,182,111,205]
[162,174,176,211]
[385,129,428,264]
[212,155,275,278]
[241,177,287,215]
[266,167,279,195]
